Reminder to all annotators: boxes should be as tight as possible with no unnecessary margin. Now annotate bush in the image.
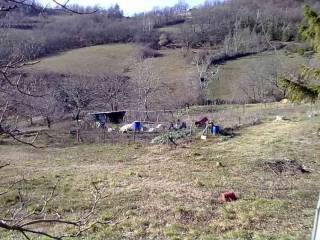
[159,33,170,47]
[136,47,162,60]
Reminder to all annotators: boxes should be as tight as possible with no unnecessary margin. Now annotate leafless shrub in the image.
[159,33,170,47]
[134,59,170,118]
[136,46,162,60]
[93,74,132,111]
[0,166,107,239]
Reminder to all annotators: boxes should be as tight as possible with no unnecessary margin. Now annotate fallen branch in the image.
[0,163,9,169]
[6,131,43,148]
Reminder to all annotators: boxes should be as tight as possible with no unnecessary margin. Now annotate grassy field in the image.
[29,44,138,75]
[158,24,184,34]
[207,50,308,101]
[28,44,195,79]
[130,48,198,106]
[28,43,310,105]
[1,103,319,239]
[28,43,198,106]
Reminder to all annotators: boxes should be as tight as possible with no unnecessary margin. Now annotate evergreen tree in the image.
[277,5,320,103]
[300,5,320,53]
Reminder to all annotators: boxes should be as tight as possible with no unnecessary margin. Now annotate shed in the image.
[88,111,126,125]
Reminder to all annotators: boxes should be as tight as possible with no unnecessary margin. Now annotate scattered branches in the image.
[0,163,9,169]
[52,0,98,14]
[6,131,42,148]
[0,60,43,97]
[0,179,107,239]
[0,1,105,239]
[0,0,98,14]
[0,174,24,197]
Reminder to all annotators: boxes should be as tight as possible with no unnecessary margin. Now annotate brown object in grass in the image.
[218,191,237,203]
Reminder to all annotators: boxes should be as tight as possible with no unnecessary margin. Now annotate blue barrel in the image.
[211,125,220,135]
[132,121,142,131]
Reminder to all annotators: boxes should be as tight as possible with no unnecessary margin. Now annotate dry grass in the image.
[28,44,138,75]
[26,44,313,106]
[158,24,184,34]
[27,44,198,107]
[208,50,308,101]
[180,102,320,128]
[129,48,198,106]
[28,44,196,82]
[1,103,319,239]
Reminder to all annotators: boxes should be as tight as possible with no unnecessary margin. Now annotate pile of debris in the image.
[261,159,311,176]
[151,129,191,144]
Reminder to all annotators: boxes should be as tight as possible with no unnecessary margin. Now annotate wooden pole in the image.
[133,130,136,143]
[312,193,320,240]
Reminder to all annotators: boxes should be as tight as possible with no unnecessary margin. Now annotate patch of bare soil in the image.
[261,159,311,176]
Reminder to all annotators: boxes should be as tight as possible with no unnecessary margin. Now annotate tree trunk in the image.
[28,115,33,126]
[144,96,149,120]
[46,117,51,129]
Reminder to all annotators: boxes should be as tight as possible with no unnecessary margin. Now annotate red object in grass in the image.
[218,191,237,203]
[195,117,209,127]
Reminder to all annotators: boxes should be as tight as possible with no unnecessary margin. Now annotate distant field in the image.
[27,44,312,105]
[158,24,184,34]
[208,50,308,101]
[28,43,199,107]
[130,48,198,106]
[29,44,138,75]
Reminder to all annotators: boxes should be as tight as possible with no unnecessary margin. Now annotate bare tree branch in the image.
[52,0,98,14]
[0,0,98,14]
[0,163,10,169]
[0,180,106,240]
[4,130,43,148]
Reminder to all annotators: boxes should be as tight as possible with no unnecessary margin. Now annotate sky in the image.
[39,0,207,16]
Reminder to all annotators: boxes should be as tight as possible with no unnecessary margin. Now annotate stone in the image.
[274,115,284,122]
[218,191,237,203]
[216,162,223,167]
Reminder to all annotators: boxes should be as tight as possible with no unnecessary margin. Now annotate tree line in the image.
[1,0,319,62]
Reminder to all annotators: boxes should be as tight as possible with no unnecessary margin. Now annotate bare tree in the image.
[135,59,168,118]
[0,2,108,239]
[0,59,45,146]
[55,77,96,123]
[192,50,220,90]
[32,92,61,129]
[179,23,196,52]
[93,74,131,111]
[232,56,282,103]
[173,0,189,15]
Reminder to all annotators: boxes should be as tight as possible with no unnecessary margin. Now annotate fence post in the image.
[133,130,136,143]
[311,193,320,240]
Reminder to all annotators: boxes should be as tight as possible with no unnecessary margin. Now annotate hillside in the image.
[1,103,319,239]
[2,2,320,239]
[27,44,199,107]
[207,50,308,102]
[28,44,138,75]
[27,43,311,105]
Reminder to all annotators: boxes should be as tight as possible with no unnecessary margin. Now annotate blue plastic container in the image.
[132,121,142,131]
[211,125,220,135]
